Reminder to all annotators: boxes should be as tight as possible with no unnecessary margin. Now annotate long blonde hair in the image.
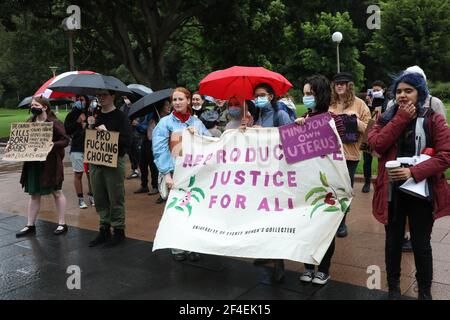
[331,81,356,110]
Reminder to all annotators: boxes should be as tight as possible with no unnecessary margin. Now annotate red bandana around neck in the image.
[173,111,190,123]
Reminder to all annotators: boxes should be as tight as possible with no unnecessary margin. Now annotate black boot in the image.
[273,259,285,283]
[337,216,348,238]
[418,284,432,300]
[88,226,111,247]
[418,291,432,300]
[388,286,401,300]
[388,279,401,300]
[103,228,125,248]
[361,179,371,193]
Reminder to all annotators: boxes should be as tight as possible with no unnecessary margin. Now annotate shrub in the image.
[429,82,450,102]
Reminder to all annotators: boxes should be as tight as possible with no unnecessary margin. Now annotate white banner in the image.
[153,125,352,264]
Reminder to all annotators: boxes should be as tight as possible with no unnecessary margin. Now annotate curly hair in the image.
[331,81,356,110]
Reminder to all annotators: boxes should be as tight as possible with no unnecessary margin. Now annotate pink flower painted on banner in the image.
[305,172,349,219]
[166,176,205,216]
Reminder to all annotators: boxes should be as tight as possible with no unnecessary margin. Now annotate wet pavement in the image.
[0,211,391,300]
[0,147,449,300]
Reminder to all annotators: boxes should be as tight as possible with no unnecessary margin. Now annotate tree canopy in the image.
[1,0,449,107]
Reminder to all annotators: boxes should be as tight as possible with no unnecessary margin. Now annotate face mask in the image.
[302,96,316,109]
[74,101,85,110]
[31,107,43,116]
[372,91,384,99]
[90,101,98,110]
[192,104,202,111]
[255,96,270,109]
[228,108,241,118]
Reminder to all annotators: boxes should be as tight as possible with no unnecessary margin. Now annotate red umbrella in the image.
[34,70,96,99]
[199,66,293,100]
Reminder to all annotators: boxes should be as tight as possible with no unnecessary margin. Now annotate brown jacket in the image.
[329,97,371,161]
[20,118,70,189]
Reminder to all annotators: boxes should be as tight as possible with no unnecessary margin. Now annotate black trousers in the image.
[128,133,140,171]
[342,160,359,222]
[362,152,373,181]
[139,138,159,189]
[305,237,335,274]
[385,190,434,290]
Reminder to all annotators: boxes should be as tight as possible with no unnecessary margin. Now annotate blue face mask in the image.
[302,95,316,109]
[228,108,241,118]
[255,96,270,109]
[90,101,98,110]
[74,101,85,110]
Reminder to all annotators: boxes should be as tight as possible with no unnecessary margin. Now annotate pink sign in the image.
[278,113,340,164]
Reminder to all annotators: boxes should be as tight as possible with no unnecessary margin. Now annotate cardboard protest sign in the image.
[153,126,352,265]
[84,129,119,168]
[2,122,54,162]
[278,113,340,164]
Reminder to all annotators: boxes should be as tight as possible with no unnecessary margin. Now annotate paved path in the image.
[1,147,449,299]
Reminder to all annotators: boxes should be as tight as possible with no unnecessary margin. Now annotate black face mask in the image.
[31,107,43,116]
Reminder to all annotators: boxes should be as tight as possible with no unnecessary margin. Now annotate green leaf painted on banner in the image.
[186,204,192,216]
[167,197,178,209]
[188,176,196,188]
[310,202,326,219]
[339,199,349,213]
[324,206,339,212]
[320,172,329,187]
[191,187,205,199]
[191,194,200,203]
[305,187,327,202]
[175,206,184,212]
[338,188,346,192]
[311,195,326,205]
[178,188,186,193]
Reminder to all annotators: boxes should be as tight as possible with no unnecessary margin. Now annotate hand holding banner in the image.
[153,126,352,264]
[84,129,119,168]
[278,113,340,164]
[2,122,54,162]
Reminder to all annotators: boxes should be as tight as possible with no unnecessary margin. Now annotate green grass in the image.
[0,108,69,138]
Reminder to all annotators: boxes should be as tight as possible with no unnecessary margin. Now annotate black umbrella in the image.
[48,73,132,96]
[127,84,153,101]
[17,96,32,109]
[17,96,74,109]
[128,88,173,119]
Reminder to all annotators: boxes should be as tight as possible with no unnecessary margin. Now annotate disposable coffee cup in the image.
[385,160,401,181]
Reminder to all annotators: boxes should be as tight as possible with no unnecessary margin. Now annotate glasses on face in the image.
[254,93,269,99]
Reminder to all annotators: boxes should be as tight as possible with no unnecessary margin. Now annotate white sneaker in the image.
[300,269,315,283]
[88,195,95,207]
[312,272,330,285]
[78,198,88,209]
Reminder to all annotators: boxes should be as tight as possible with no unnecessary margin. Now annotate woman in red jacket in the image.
[368,71,450,300]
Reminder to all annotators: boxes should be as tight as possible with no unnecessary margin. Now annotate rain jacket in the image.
[368,108,450,224]
[152,112,211,174]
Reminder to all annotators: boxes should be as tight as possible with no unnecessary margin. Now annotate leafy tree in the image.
[366,0,450,82]
[285,12,365,89]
